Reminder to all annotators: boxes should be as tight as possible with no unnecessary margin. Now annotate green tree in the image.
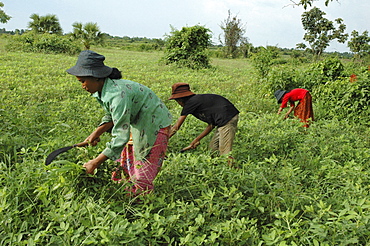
[28,14,63,34]
[0,2,11,23]
[219,10,246,59]
[347,30,370,59]
[297,7,348,58]
[163,25,212,69]
[70,22,105,50]
[291,0,337,9]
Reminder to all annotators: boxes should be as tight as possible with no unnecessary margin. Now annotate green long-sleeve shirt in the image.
[92,78,172,161]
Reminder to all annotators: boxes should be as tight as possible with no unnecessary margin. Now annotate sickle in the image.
[45,142,88,165]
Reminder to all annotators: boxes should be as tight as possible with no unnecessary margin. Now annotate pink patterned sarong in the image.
[111,126,170,196]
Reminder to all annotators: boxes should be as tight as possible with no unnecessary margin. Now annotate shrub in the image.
[251,47,278,78]
[6,32,81,55]
[314,70,370,125]
[163,25,212,69]
[288,57,346,91]
[265,65,300,94]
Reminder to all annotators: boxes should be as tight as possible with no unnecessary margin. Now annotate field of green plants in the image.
[1,40,370,245]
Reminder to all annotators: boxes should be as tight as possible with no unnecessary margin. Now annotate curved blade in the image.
[45,146,74,165]
[45,142,89,165]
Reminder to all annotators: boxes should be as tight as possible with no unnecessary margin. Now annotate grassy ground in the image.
[1,46,370,245]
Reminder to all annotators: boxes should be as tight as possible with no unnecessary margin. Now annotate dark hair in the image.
[108,68,122,79]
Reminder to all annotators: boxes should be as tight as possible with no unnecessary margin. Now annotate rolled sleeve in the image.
[99,114,113,126]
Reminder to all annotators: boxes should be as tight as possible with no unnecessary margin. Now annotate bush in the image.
[282,57,346,91]
[314,70,370,125]
[265,65,300,94]
[305,57,344,87]
[6,32,82,55]
[163,25,212,69]
[251,47,279,78]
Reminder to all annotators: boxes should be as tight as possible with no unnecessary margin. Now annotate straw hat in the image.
[67,50,113,78]
[169,83,195,100]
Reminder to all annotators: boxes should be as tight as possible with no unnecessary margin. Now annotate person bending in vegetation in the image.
[169,83,239,166]
[274,88,314,128]
[67,50,172,196]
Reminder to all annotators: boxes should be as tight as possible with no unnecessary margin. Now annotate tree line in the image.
[1,0,369,68]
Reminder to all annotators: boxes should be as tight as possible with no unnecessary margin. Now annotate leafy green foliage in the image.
[5,32,82,55]
[302,57,345,87]
[264,56,346,93]
[298,7,348,58]
[251,46,279,78]
[265,65,299,94]
[70,22,105,50]
[314,71,370,124]
[260,55,370,125]
[28,13,63,35]
[296,0,336,10]
[348,30,370,60]
[163,25,212,69]
[1,44,370,245]
[0,2,11,23]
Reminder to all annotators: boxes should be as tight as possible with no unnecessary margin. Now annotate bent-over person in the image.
[274,88,314,127]
[169,82,239,166]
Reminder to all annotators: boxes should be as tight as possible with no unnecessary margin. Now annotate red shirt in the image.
[280,88,308,108]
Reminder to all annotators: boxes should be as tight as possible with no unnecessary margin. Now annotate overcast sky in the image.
[1,0,369,52]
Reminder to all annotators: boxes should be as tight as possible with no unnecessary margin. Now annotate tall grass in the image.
[1,45,370,245]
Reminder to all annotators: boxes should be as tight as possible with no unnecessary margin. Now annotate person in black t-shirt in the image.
[169,83,239,164]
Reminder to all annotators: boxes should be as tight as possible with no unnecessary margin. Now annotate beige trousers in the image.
[209,114,239,155]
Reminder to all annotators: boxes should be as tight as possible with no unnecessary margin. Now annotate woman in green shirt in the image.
[67,50,172,196]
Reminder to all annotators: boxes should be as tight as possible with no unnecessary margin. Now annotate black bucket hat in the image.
[274,90,287,104]
[66,50,113,78]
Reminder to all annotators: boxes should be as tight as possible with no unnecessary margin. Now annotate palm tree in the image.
[71,22,105,49]
[28,14,63,34]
